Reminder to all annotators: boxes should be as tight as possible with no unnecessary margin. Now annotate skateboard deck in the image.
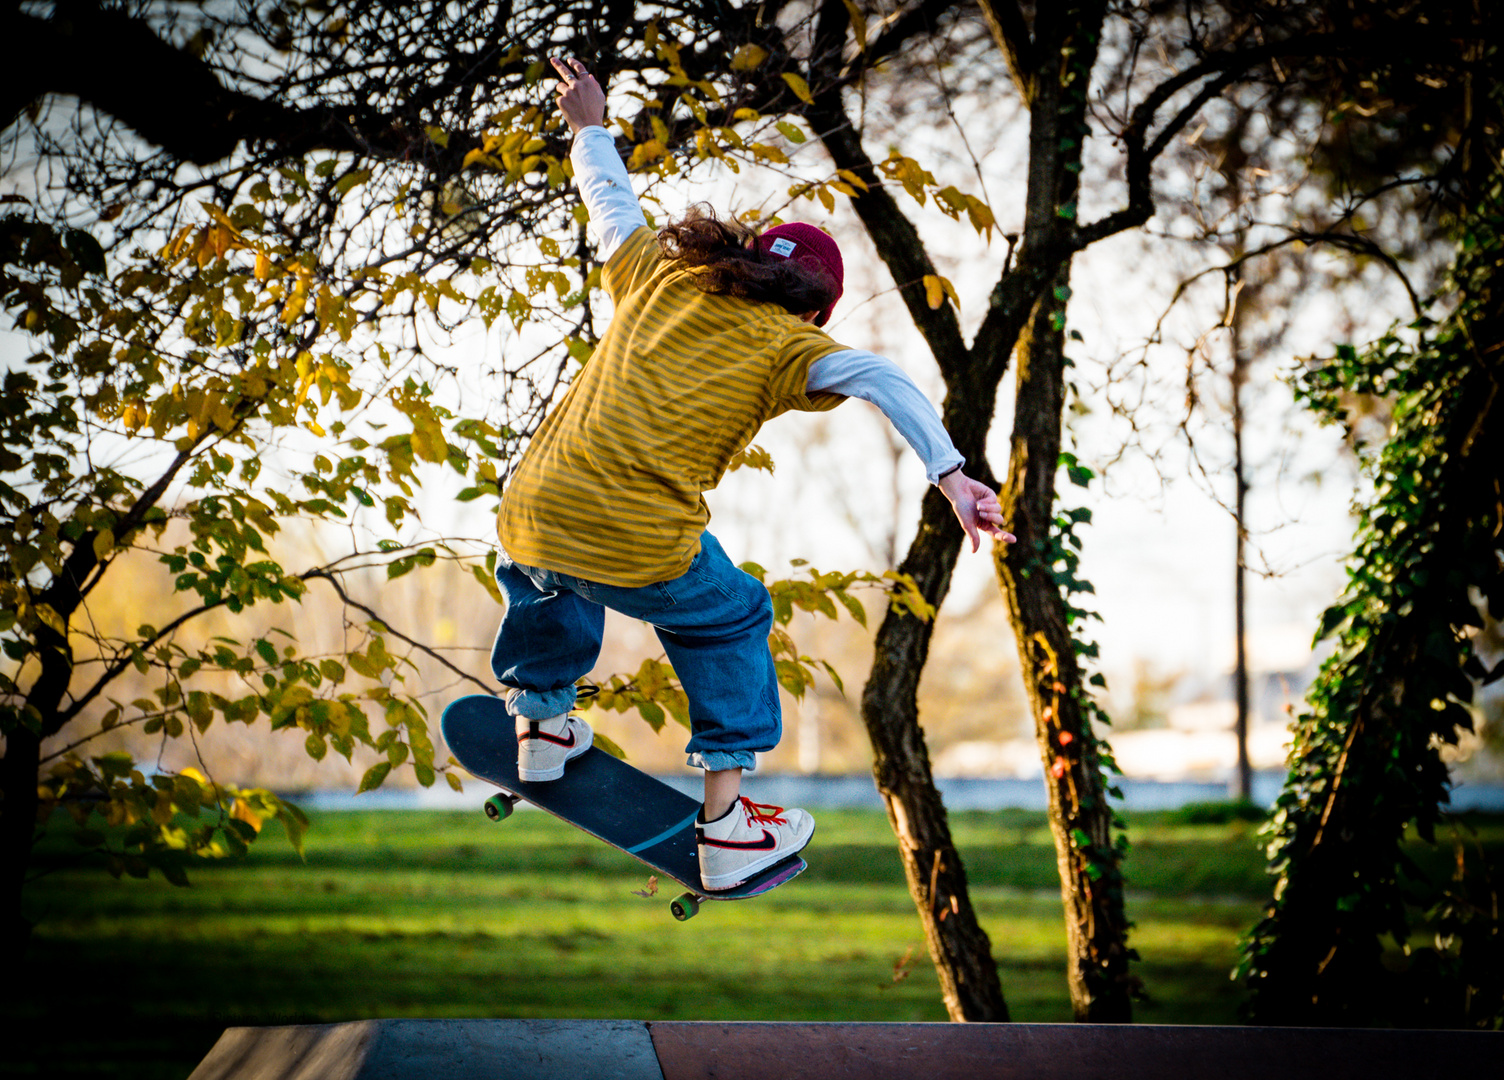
[441,694,806,920]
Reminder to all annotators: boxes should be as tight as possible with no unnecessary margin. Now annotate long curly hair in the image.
[657,206,838,318]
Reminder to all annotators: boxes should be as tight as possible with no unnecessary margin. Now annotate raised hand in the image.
[549,57,606,136]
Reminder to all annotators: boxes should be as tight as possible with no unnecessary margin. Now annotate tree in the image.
[1238,193,1504,1026]
[1196,0,1504,1027]
[1,0,899,949]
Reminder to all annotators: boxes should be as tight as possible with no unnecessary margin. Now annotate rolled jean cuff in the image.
[687,750,757,772]
[505,686,577,720]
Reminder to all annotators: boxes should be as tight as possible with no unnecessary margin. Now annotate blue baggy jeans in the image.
[490,532,778,772]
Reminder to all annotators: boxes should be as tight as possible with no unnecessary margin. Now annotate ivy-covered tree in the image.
[1221,0,1504,1027]
[1238,185,1504,1029]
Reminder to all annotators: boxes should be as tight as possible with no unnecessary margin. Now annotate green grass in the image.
[15,805,1493,1079]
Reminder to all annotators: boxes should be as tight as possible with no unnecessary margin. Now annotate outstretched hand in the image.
[550,57,606,136]
[938,471,1016,552]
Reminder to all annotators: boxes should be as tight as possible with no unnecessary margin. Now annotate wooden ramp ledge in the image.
[187,1019,1499,1080]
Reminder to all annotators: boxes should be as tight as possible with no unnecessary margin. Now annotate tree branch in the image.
[806,1,969,371]
[306,570,493,695]
[975,0,1036,104]
[1076,25,1461,251]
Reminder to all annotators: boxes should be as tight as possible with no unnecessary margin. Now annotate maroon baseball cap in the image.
[758,222,843,326]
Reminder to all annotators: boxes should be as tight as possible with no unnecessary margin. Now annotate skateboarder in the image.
[488,57,1014,892]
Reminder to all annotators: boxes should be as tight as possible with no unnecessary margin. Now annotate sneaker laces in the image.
[740,797,788,826]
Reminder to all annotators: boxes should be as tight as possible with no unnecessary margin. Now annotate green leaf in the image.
[358,762,392,793]
[64,229,107,275]
[637,700,665,731]
[775,120,807,144]
[334,169,372,196]
[592,731,628,760]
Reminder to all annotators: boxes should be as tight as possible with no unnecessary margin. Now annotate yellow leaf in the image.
[836,169,870,192]
[462,148,493,171]
[92,529,115,561]
[230,798,264,834]
[923,274,945,310]
[281,280,308,324]
[730,44,769,71]
[200,202,243,237]
[33,602,66,636]
[121,400,147,433]
[781,72,814,105]
[253,249,271,281]
[841,0,868,50]
[628,140,668,171]
[966,196,997,238]
[424,125,449,149]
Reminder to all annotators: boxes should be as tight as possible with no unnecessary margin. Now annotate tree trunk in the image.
[987,1,1133,1022]
[861,489,1010,1021]
[993,271,1135,1022]
[808,0,1137,1020]
[1231,317,1253,804]
[0,726,42,947]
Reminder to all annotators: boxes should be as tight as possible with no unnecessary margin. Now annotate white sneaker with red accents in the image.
[515,714,592,782]
[697,797,815,891]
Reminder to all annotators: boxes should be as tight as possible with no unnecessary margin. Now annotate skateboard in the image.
[440,694,807,921]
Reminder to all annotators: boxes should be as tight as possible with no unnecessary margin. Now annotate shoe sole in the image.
[701,818,815,891]
[517,725,592,783]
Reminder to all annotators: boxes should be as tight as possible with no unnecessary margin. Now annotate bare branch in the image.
[305,570,494,695]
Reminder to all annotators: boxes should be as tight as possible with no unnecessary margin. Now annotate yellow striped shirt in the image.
[497,226,847,586]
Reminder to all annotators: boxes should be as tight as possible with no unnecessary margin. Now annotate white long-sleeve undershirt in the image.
[569,125,965,485]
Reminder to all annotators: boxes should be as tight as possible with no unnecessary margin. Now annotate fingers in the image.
[940,471,1016,549]
[550,56,591,86]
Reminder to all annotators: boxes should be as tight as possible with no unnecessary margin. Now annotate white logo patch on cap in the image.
[768,237,797,257]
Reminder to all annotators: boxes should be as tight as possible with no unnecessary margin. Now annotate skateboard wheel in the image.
[483,793,516,822]
[670,893,700,921]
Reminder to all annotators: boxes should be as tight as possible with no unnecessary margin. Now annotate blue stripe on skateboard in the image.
[625,809,699,855]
